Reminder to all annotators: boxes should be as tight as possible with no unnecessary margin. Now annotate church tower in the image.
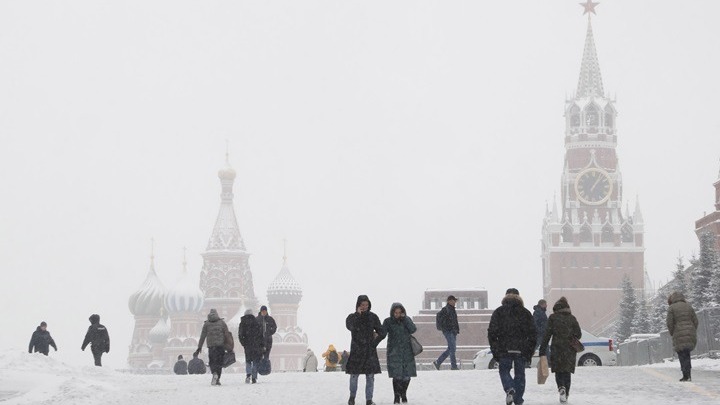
[541,2,645,336]
[266,243,309,371]
[199,152,258,320]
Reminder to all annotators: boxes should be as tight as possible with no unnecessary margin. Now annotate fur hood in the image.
[553,297,571,314]
[668,291,686,306]
[501,293,524,307]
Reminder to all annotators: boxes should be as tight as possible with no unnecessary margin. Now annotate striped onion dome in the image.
[149,316,171,344]
[128,257,166,316]
[165,256,205,313]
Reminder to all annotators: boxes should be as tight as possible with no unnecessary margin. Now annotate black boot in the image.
[393,380,400,404]
[401,380,409,403]
[348,396,355,405]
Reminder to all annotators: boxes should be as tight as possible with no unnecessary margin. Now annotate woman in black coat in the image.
[345,295,386,405]
[239,309,264,384]
[539,297,581,404]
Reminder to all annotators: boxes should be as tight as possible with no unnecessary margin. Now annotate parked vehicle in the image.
[473,329,616,369]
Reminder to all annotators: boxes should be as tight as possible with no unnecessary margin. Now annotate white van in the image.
[473,329,616,369]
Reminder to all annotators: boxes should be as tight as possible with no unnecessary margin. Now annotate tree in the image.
[617,275,638,342]
[691,232,719,309]
[647,292,668,333]
[632,298,652,333]
[672,255,687,297]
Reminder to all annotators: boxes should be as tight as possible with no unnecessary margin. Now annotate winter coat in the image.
[539,298,582,374]
[437,304,460,334]
[487,294,536,361]
[533,305,548,346]
[322,345,340,367]
[239,314,264,362]
[256,314,278,351]
[345,295,387,375]
[29,327,57,355]
[188,356,207,374]
[303,350,319,372]
[197,309,229,349]
[339,351,349,371]
[666,292,699,352]
[82,314,110,353]
[382,303,418,379]
[173,359,188,375]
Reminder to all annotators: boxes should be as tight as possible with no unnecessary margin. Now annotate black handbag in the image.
[570,337,585,353]
[410,335,423,356]
[258,357,272,375]
[222,351,237,368]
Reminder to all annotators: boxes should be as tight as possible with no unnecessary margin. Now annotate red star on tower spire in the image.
[580,0,600,16]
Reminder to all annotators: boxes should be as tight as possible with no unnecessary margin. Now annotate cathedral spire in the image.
[576,3,605,98]
[207,152,246,251]
[634,196,644,224]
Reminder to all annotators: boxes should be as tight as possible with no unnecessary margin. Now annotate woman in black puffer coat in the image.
[539,297,581,404]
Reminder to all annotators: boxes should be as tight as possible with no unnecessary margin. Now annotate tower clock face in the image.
[575,168,613,205]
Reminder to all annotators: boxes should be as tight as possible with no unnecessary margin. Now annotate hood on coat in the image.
[390,302,406,318]
[356,295,372,311]
[89,314,100,324]
[533,305,546,312]
[501,293,524,307]
[207,309,221,322]
[668,291,686,305]
[241,313,256,322]
[553,297,571,313]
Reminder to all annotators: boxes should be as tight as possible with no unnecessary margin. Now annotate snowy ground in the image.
[2,350,720,404]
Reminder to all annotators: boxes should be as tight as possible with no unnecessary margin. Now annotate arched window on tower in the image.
[562,223,574,243]
[579,224,593,244]
[585,104,599,130]
[570,105,581,129]
[604,106,615,129]
[601,223,614,244]
[621,223,634,243]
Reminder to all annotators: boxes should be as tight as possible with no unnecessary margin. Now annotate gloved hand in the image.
[54,347,58,351]
[194,349,201,357]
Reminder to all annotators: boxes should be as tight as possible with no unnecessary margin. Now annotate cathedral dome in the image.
[165,257,205,313]
[267,261,302,304]
[149,316,171,344]
[128,259,166,317]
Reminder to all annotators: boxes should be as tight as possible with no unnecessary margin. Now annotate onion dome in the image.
[267,253,302,305]
[149,314,171,344]
[165,250,205,313]
[128,243,166,316]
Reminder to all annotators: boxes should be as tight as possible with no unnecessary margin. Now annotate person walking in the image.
[432,295,460,370]
[303,348,319,372]
[323,344,341,371]
[382,303,417,404]
[239,309,264,384]
[345,295,386,405]
[256,305,277,362]
[195,308,229,386]
[188,352,207,374]
[666,291,699,382]
[81,314,110,367]
[488,288,536,405]
[28,321,57,356]
[339,350,350,372]
[533,299,548,350]
[173,355,188,375]
[539,297,581,404]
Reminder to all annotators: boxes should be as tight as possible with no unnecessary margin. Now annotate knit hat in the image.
[260,305,268,312]
[244,309,253,316]
[506,288,520,295]
[40,321,47,327]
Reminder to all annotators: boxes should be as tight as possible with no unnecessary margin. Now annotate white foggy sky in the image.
[1,1,719,367]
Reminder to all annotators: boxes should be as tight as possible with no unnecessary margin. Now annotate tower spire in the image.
[283,239,288,265]
[576,2,604,98]
[150,237,156,273]
[182,246,188,274]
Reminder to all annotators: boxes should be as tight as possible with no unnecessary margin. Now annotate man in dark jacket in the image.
[432,295,460,370]
[173,355,188,375]
[81,314,110,367]
[533,299,548,349]
[240,309,264,384]
[29,321,57,356]
[346,295,386,405]
[195,308,229,386]
[188,352,207,374]
[488,288,536,405]
[256,305,277,362]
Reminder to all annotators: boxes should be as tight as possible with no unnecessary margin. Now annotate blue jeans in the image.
[246,360,258,379]
[499,355,526,404]
[349,374,375,400]
[436,331,457,368]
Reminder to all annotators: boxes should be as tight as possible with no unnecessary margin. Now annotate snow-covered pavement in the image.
[1,350,719,404]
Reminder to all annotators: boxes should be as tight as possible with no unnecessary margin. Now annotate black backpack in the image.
[329,350,339,363]
[435,309,444,331]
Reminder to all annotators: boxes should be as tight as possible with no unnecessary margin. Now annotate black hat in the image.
[260,305,268,312]
[506,288,520,295]
[40,321,47,327]
[178,355,183,360]
[447,295,458,302]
